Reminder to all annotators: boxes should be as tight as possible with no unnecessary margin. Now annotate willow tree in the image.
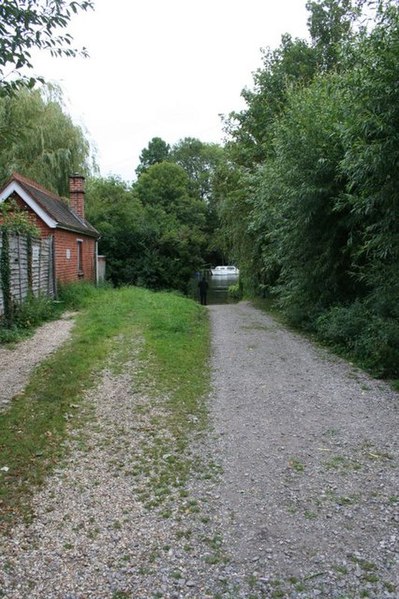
[0,85,92,195]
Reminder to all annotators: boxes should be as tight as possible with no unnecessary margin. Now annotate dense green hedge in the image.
[218,1,399,378]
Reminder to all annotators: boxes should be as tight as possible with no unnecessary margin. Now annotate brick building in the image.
[0,173,100,286]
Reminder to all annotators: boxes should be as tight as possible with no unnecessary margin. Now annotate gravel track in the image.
[0,313,76,411]
[0,301,398,598]
[208,302,398,597]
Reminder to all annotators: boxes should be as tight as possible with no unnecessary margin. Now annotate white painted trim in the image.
[0,181,58,229]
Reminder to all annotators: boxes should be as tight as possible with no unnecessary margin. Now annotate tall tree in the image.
[0,0,93,93]
[88,164,208,291]
[85,176,149,287]
[170,137,225,201]
[134,162,207,290]
[217,0,399,375]
[223,34,318,168]
[136,136,227,266]
[256,74,352,324]
[306,0,365,71]
[212,161,255,283]
[134,161,206,227]
[339,4,399,312]
[135,137,170,177]
[0,85,92,195]
[170,137,226,264]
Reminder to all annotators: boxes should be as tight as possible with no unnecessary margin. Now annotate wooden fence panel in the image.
[0,233,54,317]
[31,236,54,298]
[9,234,29,305]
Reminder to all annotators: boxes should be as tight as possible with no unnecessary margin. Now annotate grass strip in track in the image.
[0,285,210,532]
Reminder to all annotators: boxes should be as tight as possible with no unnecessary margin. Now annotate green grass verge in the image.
[0,285,210,532]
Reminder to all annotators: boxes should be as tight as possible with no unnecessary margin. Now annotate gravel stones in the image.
[0,312,76,412]
[207,302,398,597]
[0,301,398,598]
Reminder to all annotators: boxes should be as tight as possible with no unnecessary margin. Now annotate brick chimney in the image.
[69,173,85,220]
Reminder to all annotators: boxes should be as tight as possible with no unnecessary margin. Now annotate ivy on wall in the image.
[0,229,12,326]
[0,202,39,327]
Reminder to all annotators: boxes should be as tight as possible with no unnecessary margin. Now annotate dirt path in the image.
[0,313,76,411]
[0,301,398,598]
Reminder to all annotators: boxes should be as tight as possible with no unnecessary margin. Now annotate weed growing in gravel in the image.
[112,592,130,599]
[335,494,360,506]
[333,564,349,575]
[204,553,222,565]
[63,542,73,550]
[0,294,65,345]
[137,565,152,576]
[304,510,318,519]
[247,573,258,588]
[271,589,284,599]
[323,427,339,437]
[324,455,362,472]
[289,457,305,472]
[348,554,382,587]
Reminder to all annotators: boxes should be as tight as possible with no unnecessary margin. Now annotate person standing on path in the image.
[198,276,209,305]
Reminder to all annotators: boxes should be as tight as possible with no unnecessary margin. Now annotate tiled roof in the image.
[6,173,99,238]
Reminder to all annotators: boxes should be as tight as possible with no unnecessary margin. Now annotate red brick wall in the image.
[53,228,96,284]
[2,194,97,285]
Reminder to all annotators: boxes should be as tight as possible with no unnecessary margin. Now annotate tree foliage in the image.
[0,85,92,195]
[85,176,150,287]
[306,0,365,70]
[134,162,207,289]
[252,75,353,323]
[339,6,399,316]
[135,137,171,176]
[134,136,228,267]
[224,34,318,168]
[170,137,225,201]
[218,0,399,376]
[0,0,93,93]
[87,167,208,293]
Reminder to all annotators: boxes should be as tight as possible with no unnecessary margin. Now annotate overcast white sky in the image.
[33,0,310,182]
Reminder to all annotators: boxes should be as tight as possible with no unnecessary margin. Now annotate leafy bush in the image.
[0,324,20,344]
[316,302,399,377]
[228,283,243,300]
[13,293,60,329]
[316,302,369,350]
[354,318,399,378]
